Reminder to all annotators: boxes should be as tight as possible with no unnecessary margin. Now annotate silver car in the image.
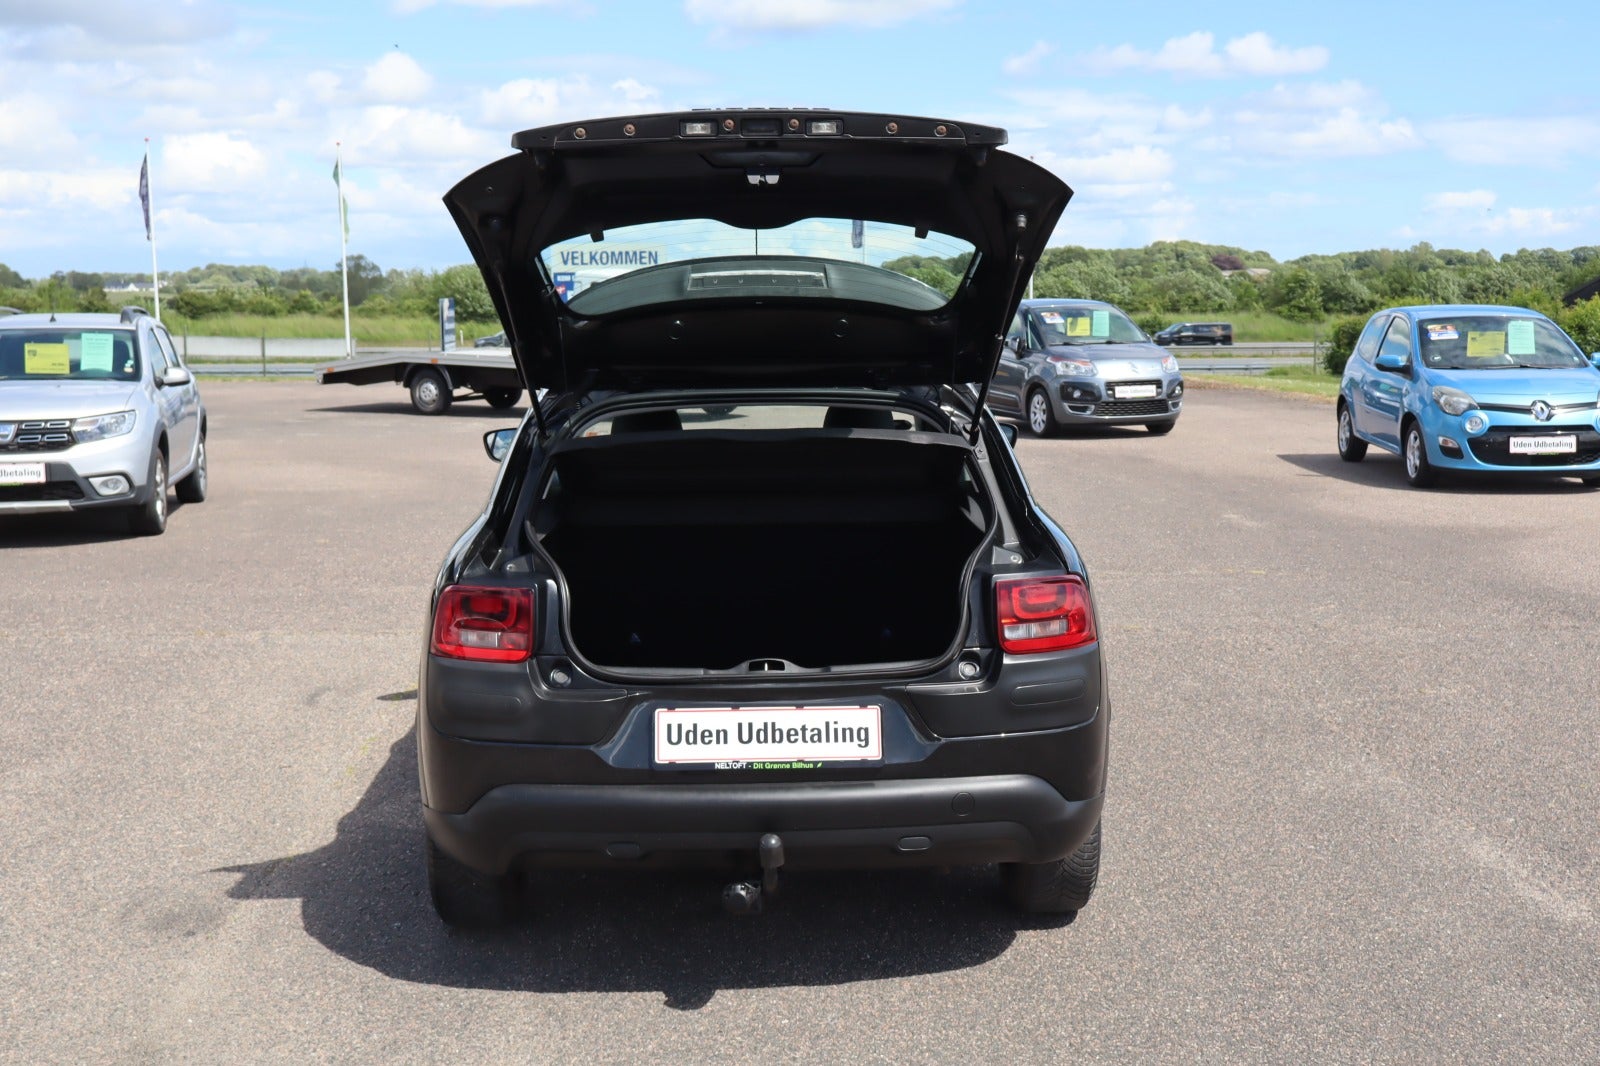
[0,308,206,534]
[988,299,1184,435]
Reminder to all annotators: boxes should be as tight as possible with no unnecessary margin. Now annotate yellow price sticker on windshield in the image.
[24,343,70,375]
[1465,331,1505,357]
[1065,317,1091,336]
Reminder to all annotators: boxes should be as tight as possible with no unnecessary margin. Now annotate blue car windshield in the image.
[1416,315,1584,371]
[0,329,140,382]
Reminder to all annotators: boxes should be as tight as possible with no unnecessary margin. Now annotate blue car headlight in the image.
[71,410,137,442]
[1431,386,1478,417]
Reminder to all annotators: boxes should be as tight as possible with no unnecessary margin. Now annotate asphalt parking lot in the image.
[3,380,1597,1062]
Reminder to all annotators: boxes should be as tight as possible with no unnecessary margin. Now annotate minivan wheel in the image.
[1146,419,1176,436]
[426,835,515,928]
[1403,422,1436,488]
[1002,820,1101,915]
[127,450,168,536]
[176,435,208,503]
[1026,389,1059,437]
[1337,403,1367,462]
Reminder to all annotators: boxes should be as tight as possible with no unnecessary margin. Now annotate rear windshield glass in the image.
[541,219,974,315]
[576,403,926,436]
[0,329,140,381]
[1416,315,1584,370]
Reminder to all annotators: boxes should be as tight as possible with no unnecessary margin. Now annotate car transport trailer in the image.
[316,347,525,414]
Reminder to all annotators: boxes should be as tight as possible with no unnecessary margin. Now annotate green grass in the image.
[163,312,501,346]
[1192,365,1341,400]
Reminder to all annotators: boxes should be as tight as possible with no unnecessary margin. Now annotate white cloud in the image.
[362,53,434,103]
[0,168,128,211]
[1003,41,1055,76]
[479,74,663,127]
[341,106,501,167]
[1237,106,1419,157]
[0,0,234,47]
[1087,31,1328,79]
[1259,80,1374,111]
[394,0,563,11]
[0,94,78,157]
[161,132,268,192]
[684,0,958,31]
[307,72,342,104]
[1426,190,1496,211]
[1422,117,1600,163]
[1054,146,1175,185]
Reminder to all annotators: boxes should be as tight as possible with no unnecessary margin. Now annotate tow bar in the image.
[721,833,785,916]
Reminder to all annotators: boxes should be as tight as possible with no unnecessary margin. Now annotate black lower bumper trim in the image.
[425,775,1102,875]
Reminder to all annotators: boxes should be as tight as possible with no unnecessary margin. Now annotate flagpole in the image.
[335,143,352,359]
[145,138,162,320]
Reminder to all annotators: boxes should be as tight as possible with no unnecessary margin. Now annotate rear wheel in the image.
[127,450,168,536]
[1403,421,1436,488]
[1581,474,1600,487]
[1026,388,1059,438]
[1146,419,1176,435]
[426,835,515,928]
[1002,820,1101,915]
[176,434,208,503]
[1337,403,1367,462]
[410,368,452,415]
[483,387,521,409]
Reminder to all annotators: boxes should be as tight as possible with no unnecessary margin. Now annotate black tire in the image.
[1403,421,1436,488]
[483,387,522,409]
[1580,474,1600,487]
[1025,388,1060,438]
[1002,820,1101,915]
[426,835,514,928]
[1336,402,1367,462]
[410,368,452,415]
[127,450,168,536]
[175,433,208,503]
[702,405,736,417]
[1146,419,1176,435]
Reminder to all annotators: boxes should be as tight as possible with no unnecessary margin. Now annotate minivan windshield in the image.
[542,218,974,315]
[0,329,140,382]
[1416,315,1585,371]
[1031,304,1146,346]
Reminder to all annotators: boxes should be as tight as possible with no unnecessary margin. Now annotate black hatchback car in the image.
[418,110,1109,926]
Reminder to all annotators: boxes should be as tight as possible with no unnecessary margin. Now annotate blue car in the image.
[1337,305,1600,487]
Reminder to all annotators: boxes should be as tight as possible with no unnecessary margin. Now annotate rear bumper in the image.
[425,775,1103,875]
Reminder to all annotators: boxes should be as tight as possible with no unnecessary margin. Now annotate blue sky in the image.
[0,0,1594,278]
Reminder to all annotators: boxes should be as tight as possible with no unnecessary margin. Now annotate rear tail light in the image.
[431,586,534,663]
[995,575,1096,654]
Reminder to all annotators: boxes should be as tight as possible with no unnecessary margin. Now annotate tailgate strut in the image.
[966,211,1031,445]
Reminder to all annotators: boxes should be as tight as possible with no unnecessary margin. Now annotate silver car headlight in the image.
[1047,356,1097,377]
[71,410,137,442]
[1161,355,1179,374]
[1430,386,1478,417]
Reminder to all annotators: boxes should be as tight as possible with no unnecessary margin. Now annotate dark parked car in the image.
[418,110,1109,926]
[1154,321,1232,346]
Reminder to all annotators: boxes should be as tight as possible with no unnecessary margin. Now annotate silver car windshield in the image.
[1416,315,1585,371]
[0,329,140,382]
[1031,305,1145,346]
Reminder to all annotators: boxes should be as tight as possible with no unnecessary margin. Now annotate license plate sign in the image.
[1112,384,1158,399]
[654,705,882,766]
[0,462,45,486]
[1509,435,1576,455]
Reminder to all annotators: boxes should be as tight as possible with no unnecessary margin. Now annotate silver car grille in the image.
[1,419,75,452]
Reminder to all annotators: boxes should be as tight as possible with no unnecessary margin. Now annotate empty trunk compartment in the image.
[534,430,991,671]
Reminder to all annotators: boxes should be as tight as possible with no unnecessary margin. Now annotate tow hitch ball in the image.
[722,833,785,916]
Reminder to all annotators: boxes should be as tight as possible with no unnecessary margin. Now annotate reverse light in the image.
[1047,356,1096,376]
[431,586,534,663]
[996,575,1097,654]
[71,410,136,442]
[1431,386,1478,417]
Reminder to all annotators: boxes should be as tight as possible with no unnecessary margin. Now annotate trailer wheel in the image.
[410,368,452,415]
[484,387,522,409]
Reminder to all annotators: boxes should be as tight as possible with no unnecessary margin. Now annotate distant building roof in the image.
[1563,276,1600,306]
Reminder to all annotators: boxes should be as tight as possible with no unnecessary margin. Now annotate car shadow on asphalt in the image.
[1278,452,1600,495]
[0,499,199,546]
[308,401,520,418]
[218,727,1059,1009]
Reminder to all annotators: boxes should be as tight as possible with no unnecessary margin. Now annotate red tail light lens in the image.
[431,586,534,663]
[995,575,1096,654]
